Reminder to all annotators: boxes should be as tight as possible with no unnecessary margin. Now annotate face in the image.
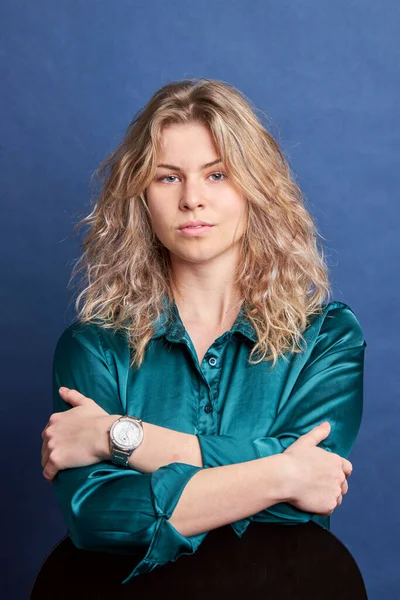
[145,121,247,267]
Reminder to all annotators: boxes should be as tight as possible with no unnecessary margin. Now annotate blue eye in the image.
[157,171,227,183]
[159,175,179,183]
[209,172,226,181]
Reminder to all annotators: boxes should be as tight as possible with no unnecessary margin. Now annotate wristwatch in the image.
[108,415,144,467]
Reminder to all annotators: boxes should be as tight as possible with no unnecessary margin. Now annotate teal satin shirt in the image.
[51,299,366,584]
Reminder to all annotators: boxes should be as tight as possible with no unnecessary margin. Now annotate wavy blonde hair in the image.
[68,77,332,369]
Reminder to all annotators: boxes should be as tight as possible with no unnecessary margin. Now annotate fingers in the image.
[41,422,50,440]
[336,475,349,508]
[43,466,57,484]
[41,427,57,483]
[342,458,353,477]
[59,388,88,406]
[41,439,48,468]
[41,439,53,474]
[42,452,58,483]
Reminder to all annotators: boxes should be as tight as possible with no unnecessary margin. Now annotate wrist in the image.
[98,414,122,461]
[262,454,294,504]
[274,453,296,503]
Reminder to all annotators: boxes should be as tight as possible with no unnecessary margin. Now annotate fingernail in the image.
[59,387,67,392]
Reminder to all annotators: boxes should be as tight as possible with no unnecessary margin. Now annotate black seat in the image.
[30,520,368,599]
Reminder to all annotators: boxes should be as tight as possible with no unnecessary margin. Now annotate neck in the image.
[169,253,244,329]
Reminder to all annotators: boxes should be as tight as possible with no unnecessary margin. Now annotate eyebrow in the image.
[156,158,222,171]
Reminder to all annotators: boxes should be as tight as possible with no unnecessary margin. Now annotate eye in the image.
[208,172,227,181]
[157,171,227,183]
[158,175,180,183]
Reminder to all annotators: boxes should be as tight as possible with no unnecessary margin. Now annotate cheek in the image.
[146,198,169,230]
[219,207,247,243]
[150,217,170,243]
[221,198,247,226]
[147,207,176,247]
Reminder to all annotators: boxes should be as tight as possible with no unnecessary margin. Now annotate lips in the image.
[178,223,214,236]
[178,220,213,229]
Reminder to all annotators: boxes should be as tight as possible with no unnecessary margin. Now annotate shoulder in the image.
[319,300,365,345]
[305,300,367,359]
[54,320,130,363]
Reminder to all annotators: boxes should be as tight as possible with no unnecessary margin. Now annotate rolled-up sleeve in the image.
[51,324,206,583]
[197,304,366,527]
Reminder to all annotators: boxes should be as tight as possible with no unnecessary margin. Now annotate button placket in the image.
[201,341,224,418]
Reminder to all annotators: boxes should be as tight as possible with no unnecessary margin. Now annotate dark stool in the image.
[30,520,368,599]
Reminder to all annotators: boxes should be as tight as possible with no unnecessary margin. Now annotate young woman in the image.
[41,78,366,588]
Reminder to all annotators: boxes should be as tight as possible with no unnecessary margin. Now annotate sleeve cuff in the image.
[122,462,208,583]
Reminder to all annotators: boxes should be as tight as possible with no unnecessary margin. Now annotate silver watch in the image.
[108,415,144,467]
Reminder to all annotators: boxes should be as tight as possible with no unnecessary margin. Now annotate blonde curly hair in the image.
[68,77,332,369]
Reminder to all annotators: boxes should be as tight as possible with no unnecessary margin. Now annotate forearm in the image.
[100,416,203,472]
[131,422,203,472]
[168,454,288,537]
[100,417,281,473]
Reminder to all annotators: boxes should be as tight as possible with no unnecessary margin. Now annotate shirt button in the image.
[208,356,217,366]
[204,404,213,413]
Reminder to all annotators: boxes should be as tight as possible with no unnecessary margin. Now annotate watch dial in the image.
[114,421,141,449]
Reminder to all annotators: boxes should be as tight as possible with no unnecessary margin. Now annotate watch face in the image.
[112,420,143,450]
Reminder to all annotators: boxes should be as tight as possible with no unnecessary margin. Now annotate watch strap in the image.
[110,446,133,467]
[109,415,143,467]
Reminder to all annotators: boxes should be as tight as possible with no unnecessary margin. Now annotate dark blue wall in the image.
[2,2,398,598]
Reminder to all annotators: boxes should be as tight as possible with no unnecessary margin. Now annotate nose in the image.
[179,179,205,210]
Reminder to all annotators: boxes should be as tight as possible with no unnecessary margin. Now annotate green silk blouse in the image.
[51,299,366,584]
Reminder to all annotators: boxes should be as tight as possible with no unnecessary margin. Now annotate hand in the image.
[41,387,120,483]
[281,422,352,516]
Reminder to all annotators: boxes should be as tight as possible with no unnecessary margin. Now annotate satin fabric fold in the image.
[51,299,366,583]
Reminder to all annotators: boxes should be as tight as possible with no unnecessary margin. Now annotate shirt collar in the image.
[151,295,257,344]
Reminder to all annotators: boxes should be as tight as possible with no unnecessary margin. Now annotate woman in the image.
[41,78,366,590]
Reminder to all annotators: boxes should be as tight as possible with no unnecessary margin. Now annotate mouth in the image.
[178,224,214,236]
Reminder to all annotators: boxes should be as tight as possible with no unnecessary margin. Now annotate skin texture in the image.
[145,121,247,274]
[41,387,204,482]
[41,388,113,482]
[42,121,251,481]
[41,123,352,524]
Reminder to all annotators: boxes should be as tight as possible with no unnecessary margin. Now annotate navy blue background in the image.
[1,2,398,598]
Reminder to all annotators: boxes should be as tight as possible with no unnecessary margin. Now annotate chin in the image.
[188,252,229,265]
[169,247,221,264]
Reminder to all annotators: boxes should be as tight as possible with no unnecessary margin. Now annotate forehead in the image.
[158,122,219,161]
